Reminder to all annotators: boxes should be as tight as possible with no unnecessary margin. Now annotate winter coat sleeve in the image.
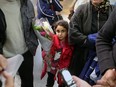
[96,7,116,74]
[68,4,87,47]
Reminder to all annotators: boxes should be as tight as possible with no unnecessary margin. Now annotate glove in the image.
[86,33,97,50]
[88,33,97,45]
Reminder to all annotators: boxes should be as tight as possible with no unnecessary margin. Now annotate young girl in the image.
[43,20,74,87]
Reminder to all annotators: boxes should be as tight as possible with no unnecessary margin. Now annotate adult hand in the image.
[72,76,91,87]
[72,76,110,87]
[0,55,7,71]
[97,69,116,87]
[2,71,14,87]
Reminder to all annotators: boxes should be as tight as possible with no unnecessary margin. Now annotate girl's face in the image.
[91,0,104,6]
[55,25,68,41]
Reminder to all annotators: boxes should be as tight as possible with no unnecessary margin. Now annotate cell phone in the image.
[60,69,77,87]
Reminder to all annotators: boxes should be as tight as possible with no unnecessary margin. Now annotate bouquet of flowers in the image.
[33,18,54,52]
[33,18,54,79]
[33,18,54,40]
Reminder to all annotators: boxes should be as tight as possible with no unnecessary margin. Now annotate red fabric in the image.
[50,35,73,69]
[40,62,47,79]
[41,35,74,85]
[50,35,74,85]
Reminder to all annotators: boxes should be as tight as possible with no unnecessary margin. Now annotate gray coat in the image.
[68,2,114,76]
[96,7,116,74]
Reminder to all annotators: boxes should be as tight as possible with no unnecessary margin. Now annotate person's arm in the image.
[96,7,116,87]
[37,0,56,18]
[68,4,87,47]
[37,0,62,19]
[52,0,63,12]
[96,7,116,74]
[2,71,14,87]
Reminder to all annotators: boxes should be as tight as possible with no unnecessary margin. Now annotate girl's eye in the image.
[61,30,65,33]
[56,30,60,33]
[56,29,67,33]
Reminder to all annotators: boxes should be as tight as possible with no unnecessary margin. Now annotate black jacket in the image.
[0,0,38,55]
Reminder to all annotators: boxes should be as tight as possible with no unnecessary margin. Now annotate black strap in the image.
[0,9,6,54]
[0,9,6,30]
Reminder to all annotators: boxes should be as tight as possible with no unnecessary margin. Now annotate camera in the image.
[60,69,77,87]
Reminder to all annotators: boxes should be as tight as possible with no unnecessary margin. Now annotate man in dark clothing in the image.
[68,0,114,77]
[96,7,116,87]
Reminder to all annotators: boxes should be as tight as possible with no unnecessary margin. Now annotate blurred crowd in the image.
[0,0,116,87]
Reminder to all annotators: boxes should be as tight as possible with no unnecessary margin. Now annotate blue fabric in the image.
[79,50,96,79]
[87,33,97,46]
[79,57,93,79]
[79,35,115,85]
[84,57,98,83]
[37,0,63,25]
[95,65,100,77]
[90,64,101,84]
[112,36,116,44]
[79,50,101,85]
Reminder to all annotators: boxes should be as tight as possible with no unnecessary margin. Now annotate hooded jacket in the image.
[37,0,63,25]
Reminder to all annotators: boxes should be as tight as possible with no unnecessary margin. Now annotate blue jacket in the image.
[37,0,63,25]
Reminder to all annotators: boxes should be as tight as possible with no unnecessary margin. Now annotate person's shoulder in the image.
[111,6,116,15]
[75,2,89,12]
[73,2,89,17]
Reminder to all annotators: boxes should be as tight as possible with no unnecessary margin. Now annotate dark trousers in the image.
[46,72,65,87]
[0,80,2,87]
[18,50,33,87]
[46,72,55,87]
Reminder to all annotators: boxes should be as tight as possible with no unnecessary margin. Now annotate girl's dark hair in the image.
[54,20,69,31]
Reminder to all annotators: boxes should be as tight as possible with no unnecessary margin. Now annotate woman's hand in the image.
[97,69,116,87]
